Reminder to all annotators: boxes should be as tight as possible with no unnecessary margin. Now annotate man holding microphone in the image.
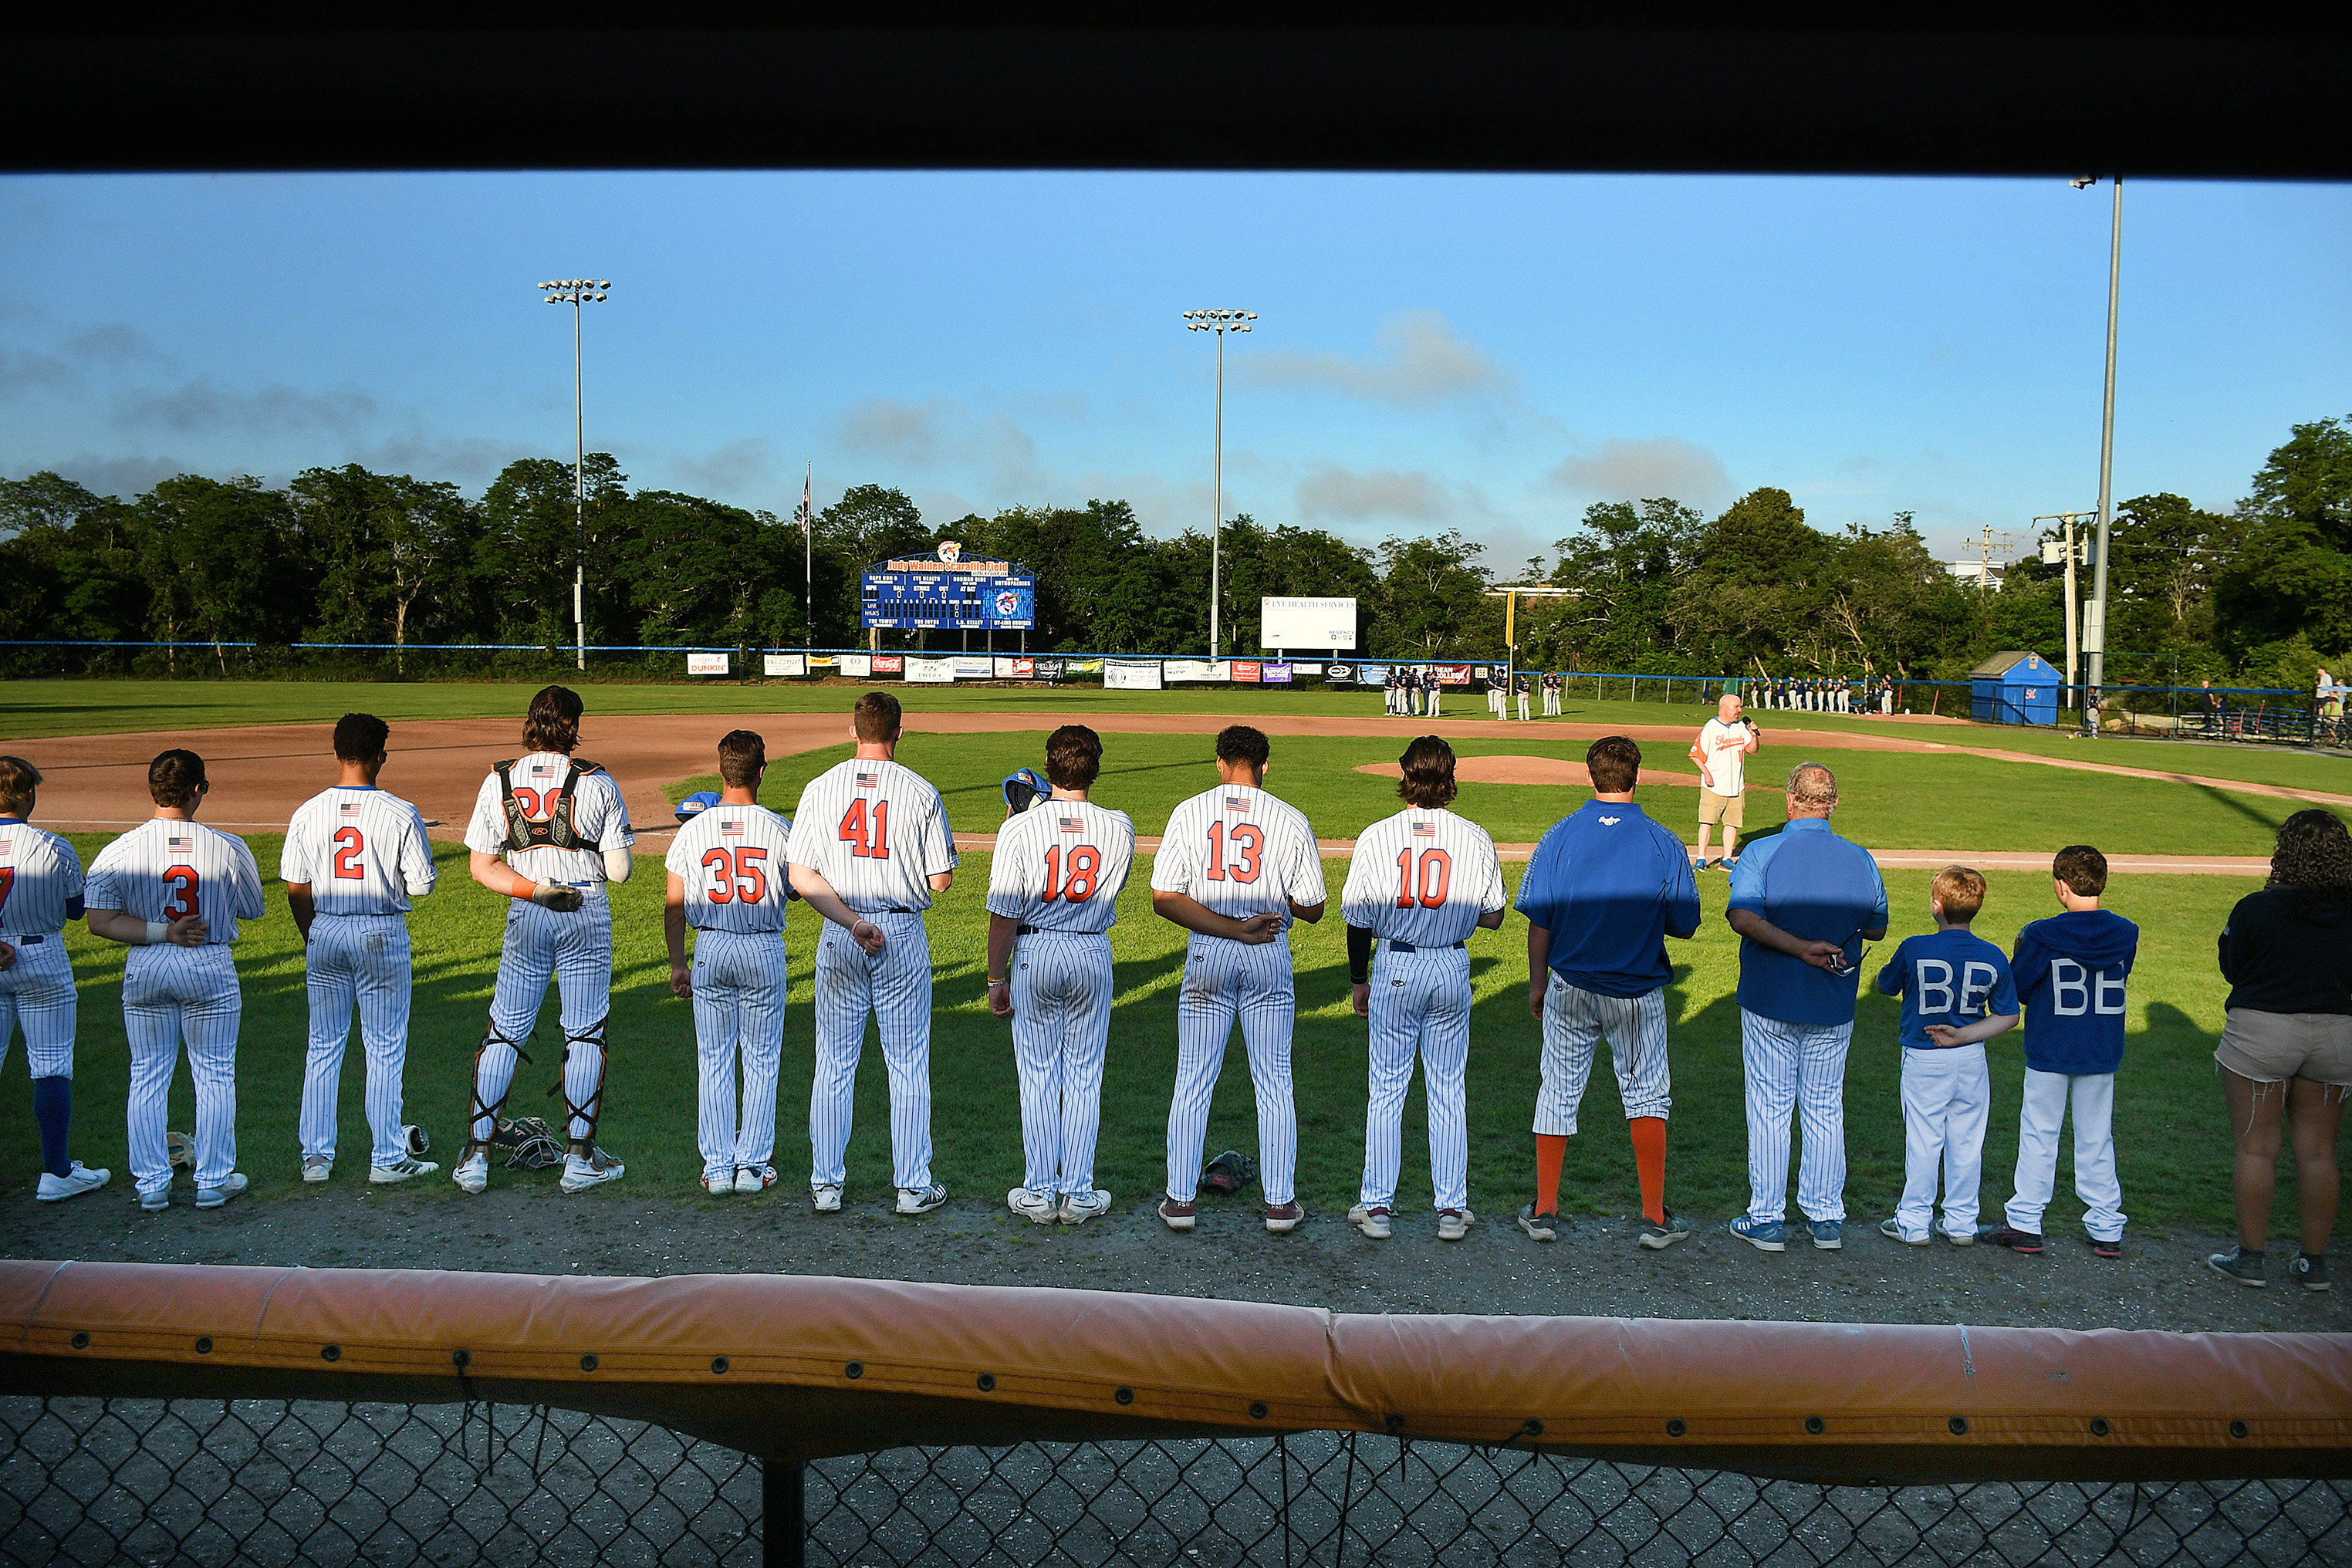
[1690,692,1760,871]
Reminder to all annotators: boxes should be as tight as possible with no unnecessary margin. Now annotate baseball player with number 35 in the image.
[0,756,110,1202]
[789,692,958,1217]
[282,714,439,1186]
[456,685,636,1196]
[985,725,1136,1225]
[1152,725,1326,1235]
[85,750,268,1211]
[1341,736,1506,1243]
[664,729,796,1197]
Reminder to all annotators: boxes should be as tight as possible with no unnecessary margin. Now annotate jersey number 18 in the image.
[1040,844,1100,903]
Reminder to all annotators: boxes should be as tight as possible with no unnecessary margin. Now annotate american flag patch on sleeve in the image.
[856,772,879,789]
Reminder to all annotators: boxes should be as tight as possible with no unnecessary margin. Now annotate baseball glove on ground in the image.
[490,1115,564,1171]
[1201,1149,1257,1197]
[1002,768,1049,816]
[165,1131,194,1171]
[403,1124,430,1157]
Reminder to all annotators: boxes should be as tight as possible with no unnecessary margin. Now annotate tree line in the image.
[1,412,2342,684]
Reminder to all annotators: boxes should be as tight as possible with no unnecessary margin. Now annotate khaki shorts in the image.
[1698,789,1744,829]
[2215,1007,2352,1086]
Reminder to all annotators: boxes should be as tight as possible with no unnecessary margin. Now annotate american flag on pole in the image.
[799,463,813,537]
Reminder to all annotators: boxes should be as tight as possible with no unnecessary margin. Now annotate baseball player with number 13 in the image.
[1342,736,1506,1242]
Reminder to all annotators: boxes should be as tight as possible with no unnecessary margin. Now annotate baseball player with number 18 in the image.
[986,725,1136,1225]
[85,750,268,1211]
[789,692,959,1216]
[1342,736,1506,1243]
[665,729,796,1196]
[0,756,110,1201]
[282,713,439,1186]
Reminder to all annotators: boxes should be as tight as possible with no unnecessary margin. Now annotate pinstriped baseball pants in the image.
[1358,945,1472,1213]
[1011,931,1113,1197]
[299,914,412,1168]
[1536,978,1672,1137]
[1166,931,1299,1206]
[1741,1008,1854,1223]
[809,913,932,1192]
[691,928,788,1178]
[123,945,241,1197]
[0,937,75,1079]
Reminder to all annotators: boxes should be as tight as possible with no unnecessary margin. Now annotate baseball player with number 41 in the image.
[985,725,1135,1225]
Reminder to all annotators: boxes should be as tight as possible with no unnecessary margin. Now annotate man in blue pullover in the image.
[1980,845,2139,1258]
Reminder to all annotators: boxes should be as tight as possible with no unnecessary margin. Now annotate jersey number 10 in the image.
[1394,847,1452,908]
[837,799,891,859]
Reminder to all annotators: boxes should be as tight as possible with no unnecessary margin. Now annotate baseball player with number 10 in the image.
[1342,736,1506,1242]
[85,750,268,1211]
[0,756,110,1201]
[1152,725,1327,1235]
[664,729,796,1196]
[283,715,439,1185]
[789,692,958,1216]
[986,725,1135,1225]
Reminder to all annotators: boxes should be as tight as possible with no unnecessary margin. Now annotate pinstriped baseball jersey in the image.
[1339,808,1505,946]
[1150,784,1325,921]
[787,758,956,914]
[0,818,84,935]
[86,819,266,941]
[463,753,634,885]
[985,799,1135,934]
[667,804,796,934]
[282,786,437,916]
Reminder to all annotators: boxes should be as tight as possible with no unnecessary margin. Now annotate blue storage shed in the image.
[1970,651,2060,725]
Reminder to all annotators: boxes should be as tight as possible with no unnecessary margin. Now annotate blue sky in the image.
[2,171,2345,570]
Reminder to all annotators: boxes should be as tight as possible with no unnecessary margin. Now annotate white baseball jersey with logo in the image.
[790,756,958,1195]
[464,754,634,887]
[86,819,268,1200]
[0,817,86,1077]
[667,803,796,1181]
[988,799,1136,1198]
[1696,717,1753,798]
[282,785,438,1171]
[1152,782,1328,1207]
[1341,807,1506,1214]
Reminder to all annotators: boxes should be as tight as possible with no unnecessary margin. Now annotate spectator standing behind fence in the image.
[1723,762,1887,1253]
[1690,694,1759,872]
[2205,810,2352,1291]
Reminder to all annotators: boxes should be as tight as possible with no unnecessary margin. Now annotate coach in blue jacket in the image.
[1513,735,1702,1249]
[1723,761,1887,1252]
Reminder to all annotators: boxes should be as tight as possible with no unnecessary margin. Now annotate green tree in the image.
[289,465,480,665]
[478,455,627,647]
[1370,530,1499,657]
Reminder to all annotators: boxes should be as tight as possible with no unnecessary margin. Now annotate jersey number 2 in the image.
[701,847,769,904]
[838,799,891,859]
[163,865,201,921]
[1041,844,1100,903]
[332,826,367,880]
[1394,847,1452,908]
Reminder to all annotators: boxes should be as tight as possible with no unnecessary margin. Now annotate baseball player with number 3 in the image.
[665,729,796,1196]
[1341,736,1506,1242]
[455,686,636,1196]
[985,725,1135,1225]
[282,714,439,1186]
[789,692,958,1216]
[0,756,110,1202]
[1152,725,1326,1235]
[85,750,267,1211]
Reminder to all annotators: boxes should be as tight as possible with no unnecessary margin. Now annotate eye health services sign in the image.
[1259,596,1357,651]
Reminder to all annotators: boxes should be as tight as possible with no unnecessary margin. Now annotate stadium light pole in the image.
[1184,309,1255,658]
[2071,174,2121,736]
[542,278,611,670]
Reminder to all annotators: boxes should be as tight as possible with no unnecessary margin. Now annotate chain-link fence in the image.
[2,1397,2348,1566]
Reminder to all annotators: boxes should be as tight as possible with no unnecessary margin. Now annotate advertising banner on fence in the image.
[806,654,836,670]
[1325,663,1353,683]
[1262,662,1293,684]
[1104,660,1162,691]
[762,653,806,678]
[688,652,731,676]
[1259,596,1357,650]
[951,654,994,681]
[1293,662,1323,676]
[906,656,955,684]
[871,654,903,674]
[1068,657,1103,675]
[838,653,873,678]
[1163,659,1232,683]
[1032,657,1064,681]
[1231,660,1262,684]
[1435,664,1472,686]
[992,657,1034,679]
[1358,664,1389,685]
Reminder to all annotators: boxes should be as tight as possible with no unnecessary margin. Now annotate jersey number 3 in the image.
[1394,847,1452,908]
[1040,844,1100,903]
[164,865,201,921]
[701,847,770,903]
[838,799,891,859]
[0,867,12,920]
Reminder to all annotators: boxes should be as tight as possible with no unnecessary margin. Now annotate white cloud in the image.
[1296,465,1451,522]
[1243,310,1509,406]
[671,435,780,498]
[117,375,378,436]
[832,394,1040,494]
[1549,437,1734,509]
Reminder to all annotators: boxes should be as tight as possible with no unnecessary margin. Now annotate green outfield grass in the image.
[0,829,2282,1243]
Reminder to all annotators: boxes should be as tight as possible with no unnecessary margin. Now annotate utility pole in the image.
[2035,511,2094,709]
[1969,525,2013,593]
[2072,174,2123,736]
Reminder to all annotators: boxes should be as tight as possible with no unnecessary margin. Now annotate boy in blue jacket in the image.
[1874,866,2019,1246]
[1981,846,2139,1258]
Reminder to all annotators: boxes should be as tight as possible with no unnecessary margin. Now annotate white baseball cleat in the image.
[196,1173,250,1209]
[701,1170,732,1195]
[453,1151,489,1195]
[37,1162,110,1202]
[1058,1189,1112,1225]
[1008,1186,1058,1224]
[1347,1204,1393,1240]
[895,1184,948,1215]
[734,1164,776,1195]
[1438,1208,1475,1242]
[301,1156,333,1184]
[561,1151,626,1192]
[810,1184,843,1213]
[369,1156,438,1184]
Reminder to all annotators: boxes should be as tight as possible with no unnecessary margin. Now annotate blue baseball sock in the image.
[32,1076,70,1177]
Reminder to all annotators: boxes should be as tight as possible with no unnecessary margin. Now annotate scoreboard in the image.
[860,542,1036,632]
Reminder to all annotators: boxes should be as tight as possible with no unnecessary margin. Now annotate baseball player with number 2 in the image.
[84,750,268,1211]
[1152,725,1327,1235]
[1342,736,1506,1242]
[456,685,636,1196]
[665,729,797,1196]
[789,692,958,1216]
[282,714,439,1186]
[986,725,1136,1225]
[0,756,110,1202]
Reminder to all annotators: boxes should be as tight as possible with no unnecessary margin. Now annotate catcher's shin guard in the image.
[548,1015,610,1154]
[465,1029,532,1154]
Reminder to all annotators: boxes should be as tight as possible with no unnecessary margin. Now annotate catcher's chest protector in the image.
[497,758,603,851]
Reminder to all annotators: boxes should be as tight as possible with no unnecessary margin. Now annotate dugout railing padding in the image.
[2,1260,2347,1486]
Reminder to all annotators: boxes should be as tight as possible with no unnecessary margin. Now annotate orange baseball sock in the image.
[1630,1117,1667,1225]
[1534,1134,1566,1216]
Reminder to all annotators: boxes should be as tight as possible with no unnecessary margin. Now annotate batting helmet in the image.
[1002,768,1048,816]
[674,789,721,824]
